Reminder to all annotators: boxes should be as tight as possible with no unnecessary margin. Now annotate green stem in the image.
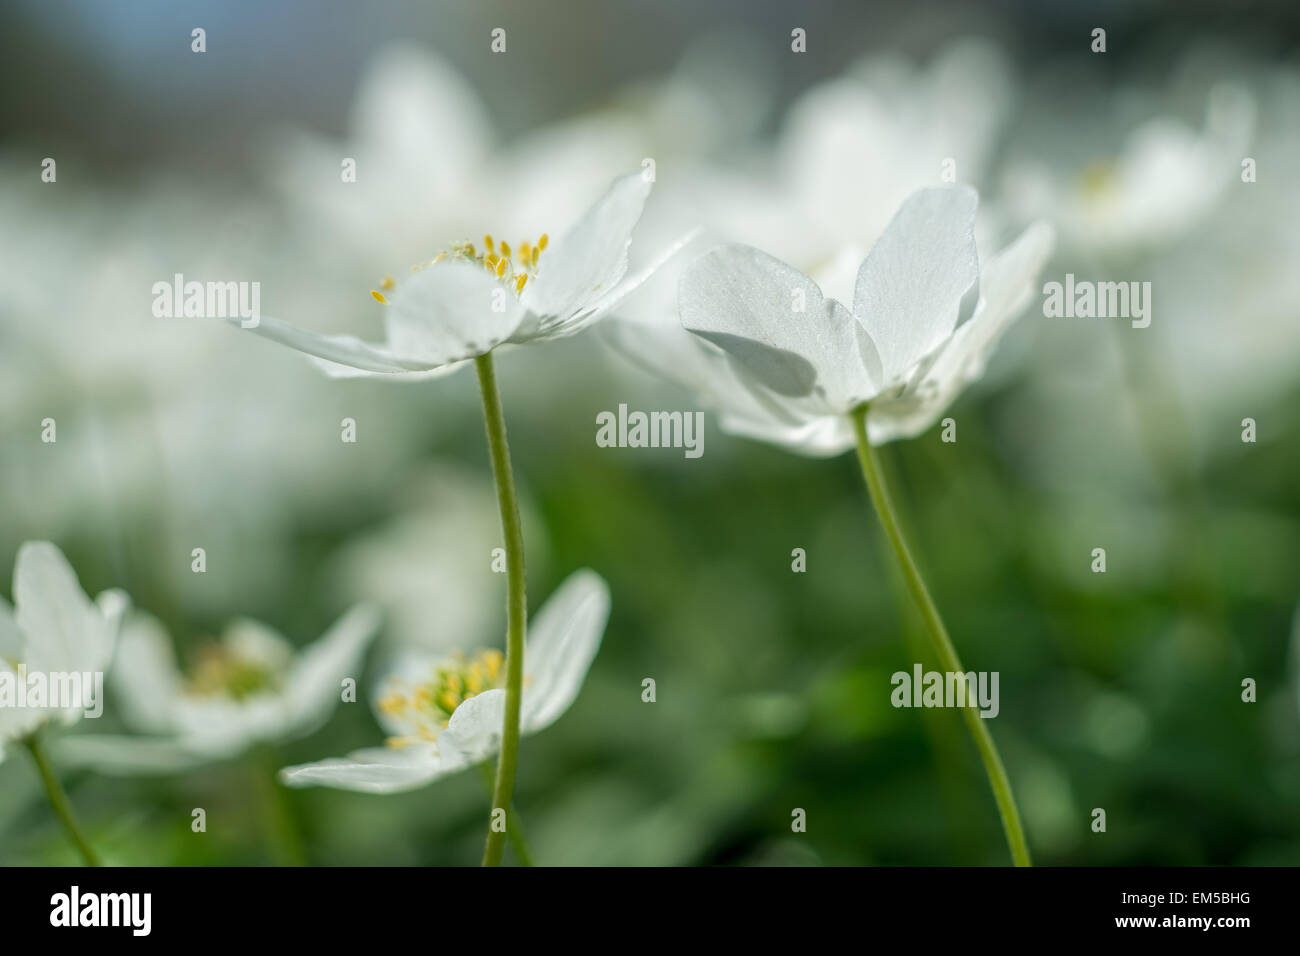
[850,406,1031,867]
[474,351,528,868]
[254,745,307,866]
[23,735,101,866]
[479,763,536,866]
[504,802,536,867]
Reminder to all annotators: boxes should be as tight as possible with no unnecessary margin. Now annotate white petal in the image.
[520,171,652,321]
[109,610,184,734]
[521,570,610,732]
[0,658,49,744]
[441,687,505,764]
[0,595,21,661]
[305,356,469,382]
[13,541,105,674]
[437,571,610,759]
[53,734,207,775]
[384,259,526,364]
[279,744,448,794]
[169,696,272,755]
[352,45,493,191]
[853,186,979,385]
[944,220,1054,380]
[94,589,130,647]
[282,604,382,738]
[868,221,1054,443]
[232,314,449,374]
[524,226,701,342]
[222,618,296,672]
[718,410,856,458]
[602,313,850,457]
[680,244,874,411]
[599,311,736,405]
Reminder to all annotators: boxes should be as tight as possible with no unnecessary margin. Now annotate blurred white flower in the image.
[1148,66,1300,430]
[279,570,608,794]
[0,166,427,596]
[329,466,546,652]
[1004,64,1292,489]
[474,31,773,240]
[0,542,128,763]
[676,39,1015,273]
[611,187,1052,454]
[55,604,379,773]
[235,172,687,379]
[1003,82,1254,257]
[268,43,494,274]
[270,39,761,274]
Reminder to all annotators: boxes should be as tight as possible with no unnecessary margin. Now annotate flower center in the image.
[1079,160,1118,201]
[369,233,549,304]
[185,643,280,700]
[379,649,505,748]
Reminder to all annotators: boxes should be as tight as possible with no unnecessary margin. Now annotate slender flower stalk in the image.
[850,404,1031,867]
[254,745,307,866]
[479,763,535,866]
[503,803,536,867]
[24,735,101,867]
[474,352,528,867]
[212,172,669,866]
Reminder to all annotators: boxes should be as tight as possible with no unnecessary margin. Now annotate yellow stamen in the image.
[494,257,507,278]
[380,275,395,291]
[484,234,495,253]
[515,273,528,294]
[370,290,387,304]
[500,240,511,259]
[538,233,549,252]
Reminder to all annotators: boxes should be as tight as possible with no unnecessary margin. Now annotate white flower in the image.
[0,542,128,763]
[55,604,380,773]
[279,569,609,794]
[668,39,1014,274]
[611,186,1052,454]
[270,43,495,272]
[234,172,689,381]
[1002,83,1254,256]
[773,38,1014,265]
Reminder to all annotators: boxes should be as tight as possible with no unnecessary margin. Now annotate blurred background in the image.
[1,0,1298,865]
